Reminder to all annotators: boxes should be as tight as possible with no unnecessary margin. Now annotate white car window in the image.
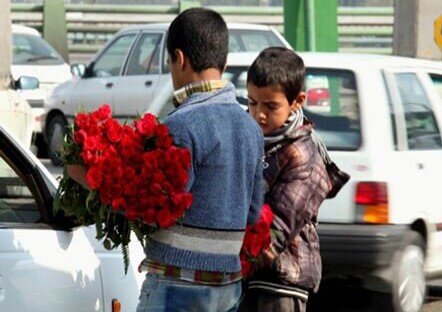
[0,154,39,223]
[126,33,162,76]
[13,33,64,65]
[224,66,361,150]
[429,74,442,102]
[228,29,286,53]
[394,73,442,150]
[93,33,137,77]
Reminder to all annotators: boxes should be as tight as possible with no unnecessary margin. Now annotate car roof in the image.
[117,22,274,35]
[12,24,41,37]
[226,51,442,71]
[299,52,442,71]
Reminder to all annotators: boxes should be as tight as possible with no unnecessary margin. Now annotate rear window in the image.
[13,33,64,65]
[228,29,287,53]
[224,66,361,150]
[304,69,361,150]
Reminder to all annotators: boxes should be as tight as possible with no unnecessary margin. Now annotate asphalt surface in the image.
[307,282,442,312]
[42,159,442,312]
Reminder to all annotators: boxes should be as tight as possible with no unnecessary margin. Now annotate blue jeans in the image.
[136,273,242,312]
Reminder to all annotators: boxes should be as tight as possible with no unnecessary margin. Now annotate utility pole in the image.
[393,0,442,60]
[284,0,338,52]
[0,0,12,90]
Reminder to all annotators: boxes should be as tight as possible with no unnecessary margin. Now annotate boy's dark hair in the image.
[247,47,305,103]
[167,8,228,73]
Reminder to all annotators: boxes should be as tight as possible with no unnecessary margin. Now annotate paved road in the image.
[42,159,442,312]
[308,282,442,312]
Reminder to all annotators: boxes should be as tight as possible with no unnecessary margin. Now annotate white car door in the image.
[112,31,167,120]
[0,130,103,312]
[70,32,138,115]
[418,70,442,274]
[384,69,442,274]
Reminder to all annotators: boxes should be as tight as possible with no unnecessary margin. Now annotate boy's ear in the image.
[174,49,186,69]
[291,91,306,111]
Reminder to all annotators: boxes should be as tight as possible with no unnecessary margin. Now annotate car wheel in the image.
[47,114,67,166]
[391,232,426,312]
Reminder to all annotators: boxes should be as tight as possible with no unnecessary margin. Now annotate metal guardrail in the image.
[11,4,394,61]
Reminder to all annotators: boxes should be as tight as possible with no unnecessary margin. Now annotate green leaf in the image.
[95,221,104,240]
[122,241,130,275]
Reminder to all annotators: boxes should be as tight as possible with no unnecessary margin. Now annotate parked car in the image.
[42,23,292,165]
[0,76,39,149]
[223,52,442,312]
[0,124,145,311]
[11,25,72,154]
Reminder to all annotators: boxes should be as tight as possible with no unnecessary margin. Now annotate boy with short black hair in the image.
[137,8,264,312]
[239,47,333,312]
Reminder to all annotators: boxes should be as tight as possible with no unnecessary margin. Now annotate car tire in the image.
[47,114,67,166]
[391,231,426,312]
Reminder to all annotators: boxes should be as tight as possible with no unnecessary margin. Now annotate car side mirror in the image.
[71,63,86,77]
[83,62,95,78]
[14,76,39,90]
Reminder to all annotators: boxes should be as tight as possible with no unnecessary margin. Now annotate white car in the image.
[11,25,71,153]
[42,23,292,165]
[0,124,145,312]
[225,52,442,312]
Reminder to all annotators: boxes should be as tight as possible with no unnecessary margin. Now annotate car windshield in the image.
[13,33,64,65]
[228,29,286,52]
[223,66,361,151]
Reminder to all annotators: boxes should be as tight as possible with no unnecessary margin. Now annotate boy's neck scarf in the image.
[264,109,305,147]
[264,108,332,165]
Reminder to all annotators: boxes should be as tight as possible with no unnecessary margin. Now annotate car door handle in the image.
[145,80,152,87]
[105,82,113,89]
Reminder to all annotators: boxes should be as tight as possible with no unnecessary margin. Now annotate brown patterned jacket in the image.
[255,123,332,292]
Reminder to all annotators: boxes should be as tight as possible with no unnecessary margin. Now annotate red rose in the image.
[260,204,274,225]
[104,118,122,143]
[125,209,139,221]
[156,208,175,228]
[93,104,112,121]
[80,150,95,165]
[151,183,162,194]
[75,113,89,129]
[157,135,173,150]
[123,183,137,197]
[170,193,193,212]
[86,166,103,190]
[135,113,157,137]
[74,129,88,145]
[155,124,169,137]
[84,135,101,151]
[111,197,126,211]
[108,184,123,198]
[143,151,159,171]
[141,208,156,225]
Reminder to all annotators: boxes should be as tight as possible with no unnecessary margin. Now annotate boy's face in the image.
[247,83,305,135]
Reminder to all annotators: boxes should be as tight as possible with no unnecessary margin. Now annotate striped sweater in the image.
[144,82,264,273]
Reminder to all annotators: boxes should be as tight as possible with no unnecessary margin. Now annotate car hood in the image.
[11,64,71,85]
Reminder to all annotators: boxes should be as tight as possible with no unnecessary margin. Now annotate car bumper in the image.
[318,223,408,277]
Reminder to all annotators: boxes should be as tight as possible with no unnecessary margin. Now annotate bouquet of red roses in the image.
[240,204,274,277]
[54,104,193,273]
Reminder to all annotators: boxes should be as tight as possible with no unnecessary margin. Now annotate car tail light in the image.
[307,88,330,106]
[355,182,389,224]
[112,299,121,312]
